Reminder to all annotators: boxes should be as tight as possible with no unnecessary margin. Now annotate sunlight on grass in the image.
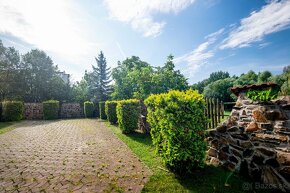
[107,122,256,193]
[0,122,17,135]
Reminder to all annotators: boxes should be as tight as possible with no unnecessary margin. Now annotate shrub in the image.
[94,102,100,118]
[0,102,2,121]
[246,88,279,102]
[43,100,59,120]
[116,99,140,134]
[144,89,207,174]
[99,101,107,120]
[105,101,118,124]
[84,101,94,118]
[2,101,24,121]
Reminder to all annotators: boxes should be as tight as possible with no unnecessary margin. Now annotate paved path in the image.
[0,119,151,192]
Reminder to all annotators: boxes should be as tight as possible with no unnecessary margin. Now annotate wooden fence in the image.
[204,98,225,129]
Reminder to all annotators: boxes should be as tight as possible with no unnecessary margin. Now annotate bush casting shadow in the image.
[108,123,276,193]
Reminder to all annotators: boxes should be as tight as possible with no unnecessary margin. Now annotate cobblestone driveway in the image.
[0,119,150,192]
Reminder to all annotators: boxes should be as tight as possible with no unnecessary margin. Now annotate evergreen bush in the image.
[43,100,59,120]
[84,101,94,118]
[145,89,207,173]
[116,99,140,133]
[105,101,118,124]
[94,102,100,118]
[2,101,24,121]
[99,101,107,120]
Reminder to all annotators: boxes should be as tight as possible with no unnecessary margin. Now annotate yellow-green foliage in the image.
[105,101,118,124]
[2,101,24,121]
[145,89,207,174]
[246,88,278,102]
[95,102,100,118]
[43,100,59,120]
[99,101,107,120]
[116,99,140,134]
[84,101,94,118]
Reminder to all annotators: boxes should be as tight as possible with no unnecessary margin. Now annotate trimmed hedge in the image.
[99,101,107,120]
[84,101,94,118]
[105,101,118,124]
[43,100,59,120]
[116,99,140,134]
[0,102,2,121]
[94,102,100,118]
[144,89,207,174]
[2,101,24,121]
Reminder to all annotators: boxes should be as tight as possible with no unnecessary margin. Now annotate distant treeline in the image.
[1,39,289,103]
[192,69,289,102]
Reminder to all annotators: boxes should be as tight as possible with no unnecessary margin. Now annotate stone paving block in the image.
[0,119,151,192]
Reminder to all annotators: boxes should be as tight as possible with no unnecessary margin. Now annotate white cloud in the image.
[103,0,196,37]
[174,28,224,74]
[220,0,290,49]
[0,0,99,64]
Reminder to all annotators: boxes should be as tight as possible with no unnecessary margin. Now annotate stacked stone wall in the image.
[24,103,84,119]
[60,103,84,118]
[24,103,43,120]
[207,96,290,192]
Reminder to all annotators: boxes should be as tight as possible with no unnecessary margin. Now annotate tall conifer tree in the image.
[89,51,111,101]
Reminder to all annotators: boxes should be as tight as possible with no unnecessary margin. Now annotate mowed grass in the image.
[108,123,259,193]
[0,122,17,135]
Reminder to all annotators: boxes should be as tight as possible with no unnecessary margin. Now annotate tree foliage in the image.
[112,55,189,100]
[192,71,230,93]
[86,51,112,102]
[203,78,235,102]
[0,40,73,102]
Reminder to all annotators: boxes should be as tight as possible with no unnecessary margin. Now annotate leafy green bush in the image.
[43,100,59,120]
[116,99,140,134]
[145,89,207,174]
[2,101,24,121]
[105,101,118,124]
[246,88,278,102]
[99,101,107,120]
[0,102,2,121]
[84,101,94,118]
[94,102,100,118]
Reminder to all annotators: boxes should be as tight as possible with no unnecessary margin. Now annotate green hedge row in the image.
[2,101,24,121]
[145,90,207,174]
[94,102,100,118]
[0,103,2,121]
[43,100,59,120]
[116,99,140,134]
[84,101,94,118]
[105,101,118,124]
[99,101,107,120]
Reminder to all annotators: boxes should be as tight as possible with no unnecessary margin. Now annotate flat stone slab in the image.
[0,119,151,192]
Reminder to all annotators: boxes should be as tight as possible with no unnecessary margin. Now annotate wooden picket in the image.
[204,98,225,129]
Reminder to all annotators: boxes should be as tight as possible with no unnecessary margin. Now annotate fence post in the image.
[217,98,221,124]
[211,98,214,128]
[221,101,224,119]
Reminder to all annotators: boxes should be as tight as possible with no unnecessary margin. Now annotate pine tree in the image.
[89,51,112,101]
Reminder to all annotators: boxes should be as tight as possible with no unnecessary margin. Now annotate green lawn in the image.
[0,122,17,135]
[224,110,231,117]
[107,123,265,193]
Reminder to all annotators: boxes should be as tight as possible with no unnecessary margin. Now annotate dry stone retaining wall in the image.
[23,103,84,119]
[207,95,290,192]
[60,103,84,118]
[24,103,43,120]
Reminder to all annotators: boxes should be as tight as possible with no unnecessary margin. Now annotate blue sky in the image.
[0,0,290,84]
